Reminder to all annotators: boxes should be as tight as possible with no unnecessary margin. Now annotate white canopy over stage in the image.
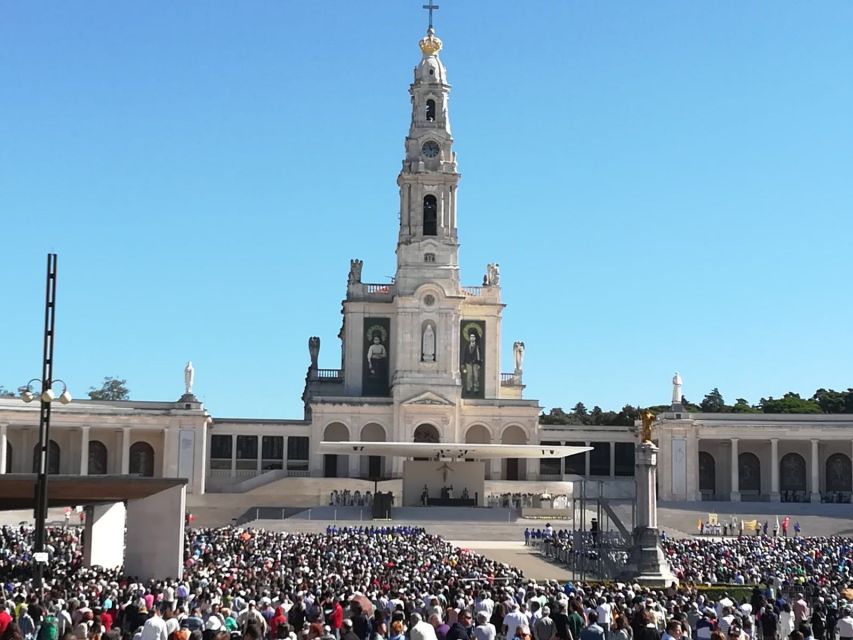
[318,441,591,459]
[318,441,590,507]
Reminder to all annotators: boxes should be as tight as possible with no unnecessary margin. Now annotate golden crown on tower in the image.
[419,28,443,56]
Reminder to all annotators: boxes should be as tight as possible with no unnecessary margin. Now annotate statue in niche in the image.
[308,337,321,370]
[184,361,194,395]
[422,323,436,362]
[513,341,525,375]
[348,259,363,284]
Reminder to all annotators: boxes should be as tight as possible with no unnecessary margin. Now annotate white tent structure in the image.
[318,441,590,460]
[319,441,590,507]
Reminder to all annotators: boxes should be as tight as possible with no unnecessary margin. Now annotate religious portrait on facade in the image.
[362,318,391,396]
[459,320,485,399]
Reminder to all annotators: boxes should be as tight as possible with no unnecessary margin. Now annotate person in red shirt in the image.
[98,608,113,633]
[0,602,12,636]
[269,607,287,640]
[329,599,344,636]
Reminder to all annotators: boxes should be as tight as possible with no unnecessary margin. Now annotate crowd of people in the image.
[0,524,853,640]
[328,491,375,507]
[486,494,569,510]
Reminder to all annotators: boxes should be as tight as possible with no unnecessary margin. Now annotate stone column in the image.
[609,442,616,478]
[0,423,8,475]
[256,435,263,473]
[619,441,676,586]
[584,441,591,477]
[730,438,740,502]
[770,438,780,502]
[230,435,237,478]
[348,453,360,479]
[810,439,821,503]
[80,426,90,476]
[119,428,131,474]
[0,423,7,474]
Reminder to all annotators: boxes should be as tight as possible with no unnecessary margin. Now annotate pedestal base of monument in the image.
[618,526,677,587]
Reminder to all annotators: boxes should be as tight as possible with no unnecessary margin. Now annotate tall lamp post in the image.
[19,253,72,592]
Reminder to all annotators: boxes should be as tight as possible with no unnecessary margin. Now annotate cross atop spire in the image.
[422,0,439,30]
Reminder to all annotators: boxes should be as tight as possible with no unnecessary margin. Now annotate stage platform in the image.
[427,498,476,507]
[286,505,520,523]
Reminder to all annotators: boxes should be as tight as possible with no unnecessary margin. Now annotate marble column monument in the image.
[620,410,678,586]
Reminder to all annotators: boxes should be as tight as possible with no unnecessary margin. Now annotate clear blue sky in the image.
[2,2,852,418]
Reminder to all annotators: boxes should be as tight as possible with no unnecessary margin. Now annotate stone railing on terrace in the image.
[310,368,343,382]
[462,285,483,296]
[501,372,522,386]
[348,282,395,302]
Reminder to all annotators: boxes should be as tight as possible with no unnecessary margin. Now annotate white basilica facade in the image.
[1,25,851,505]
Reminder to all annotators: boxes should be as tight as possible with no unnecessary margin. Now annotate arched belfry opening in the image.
[426,99,436,121]
[423,195,437,236]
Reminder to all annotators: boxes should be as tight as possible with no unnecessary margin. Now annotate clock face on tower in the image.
[421,140,440,158]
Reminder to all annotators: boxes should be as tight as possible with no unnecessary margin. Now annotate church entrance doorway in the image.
[322,422,350,479]
[324,455,339,478]
[368,456,382,480]
[501,425,527,480]
[506,458,519,481]
[360,423,387,480]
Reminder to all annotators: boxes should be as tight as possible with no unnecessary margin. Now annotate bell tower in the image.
[395,22,461,295]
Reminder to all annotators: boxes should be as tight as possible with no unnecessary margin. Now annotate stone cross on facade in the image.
[422,0,439,29]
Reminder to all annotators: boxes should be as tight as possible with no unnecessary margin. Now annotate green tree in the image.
[0,386,16,398]
[731,398,760,413]
[612,404,639,426]
[88,377,130,401]
[539,407,572,425]
[570,402,589,424]
[700,388,727,413]
[679,396,702,412]
[589,406,604,424]
[759,392,821,414]
[812,388,847,414]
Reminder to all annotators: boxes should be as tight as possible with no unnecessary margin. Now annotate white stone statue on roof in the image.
[184,361,195,395]
[672,371,683,405]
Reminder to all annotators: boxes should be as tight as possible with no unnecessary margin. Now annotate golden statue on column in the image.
[640,409,655,443]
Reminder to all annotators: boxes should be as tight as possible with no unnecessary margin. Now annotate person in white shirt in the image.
[410,613,439,640]
[475,592,495,619]
[595,598,612,637]
[504,604,528,640]
[140,609,168,640]
[836,608,853,640]
[474,612,497,640]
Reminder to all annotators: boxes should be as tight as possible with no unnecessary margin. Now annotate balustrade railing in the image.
[501,372,521,385]
[365,283,393,294]
[462,286,483,296]
[314,368,343,381]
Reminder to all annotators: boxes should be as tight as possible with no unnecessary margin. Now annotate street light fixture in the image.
[22,253,67,593]
[21,378,72,406]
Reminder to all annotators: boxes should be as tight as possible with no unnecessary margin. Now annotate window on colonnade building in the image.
[614,442,635,476]
[235,435,257,471]
[262,436,284,470]
[210,435,232,470]
[287,436,309,471]
[589,442,610,476]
